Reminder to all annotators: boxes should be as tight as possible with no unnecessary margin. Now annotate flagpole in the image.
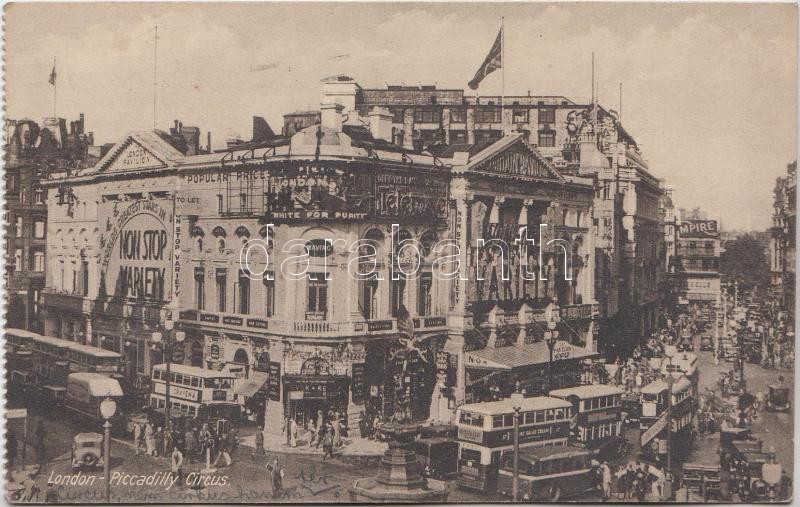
[52,56,57,119]
[501,17,505,120]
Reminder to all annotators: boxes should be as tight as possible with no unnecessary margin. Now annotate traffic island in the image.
[348,421,448,503]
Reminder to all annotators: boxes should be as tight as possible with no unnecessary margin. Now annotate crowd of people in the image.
[281,409,347,459]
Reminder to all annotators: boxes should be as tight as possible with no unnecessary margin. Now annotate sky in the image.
[5,2,797,230]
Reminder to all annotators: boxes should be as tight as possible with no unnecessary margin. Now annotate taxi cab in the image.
[71,432,104,471]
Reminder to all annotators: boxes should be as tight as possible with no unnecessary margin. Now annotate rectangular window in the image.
[34,188,44,204]
[391,278,406,318]
[360,278,379,320]
[14,249,22,271]
[449,108,466,123]
[137,340,145,374]
[538,108,555,124]
[15,217,23,237]
[418,272,433,317]
[513,109,529,123]
[306,274,328,318]
[238,271,250,314]
[217,194,224,214]
[194,267,205,310]
[81,260,89,296]
[476,107,501,123]
[264,273,275,317]
[216,268,227,312]
[538,130,556,148]
[413,109,441,124]
[33,221,45,239]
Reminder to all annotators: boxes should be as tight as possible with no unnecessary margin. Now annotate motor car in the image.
[700,336,714,351]
[415,437,459,480]
[71,432,104,471]
[766,385,791,412]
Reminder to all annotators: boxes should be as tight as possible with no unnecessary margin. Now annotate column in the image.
[85,317,93,345]
[347,360,365,438]
[445,178,472,407]
[403,109,415,150]
[264,340,287,440]
[466,107,476,144]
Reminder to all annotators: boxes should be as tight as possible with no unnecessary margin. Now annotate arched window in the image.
[212,226,227,238]
[235,226,250,238]
[420,231,438,259]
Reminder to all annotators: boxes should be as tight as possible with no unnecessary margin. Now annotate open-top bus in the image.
[455,394,571,493]
[496,445,597,501]
[549,384,626,459]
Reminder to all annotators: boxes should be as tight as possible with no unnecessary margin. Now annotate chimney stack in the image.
[207,132,212,153]
[368,107,393,142]
[320,103,344,132]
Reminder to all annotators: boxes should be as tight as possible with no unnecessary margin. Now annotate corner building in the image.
[41,86,600,436]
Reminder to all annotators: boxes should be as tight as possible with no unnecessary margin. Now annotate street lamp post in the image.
[100,397,117,504]
[512,406,521,501]
[663,346,676,489]
[545,314,560,393]
[152,319,185,433]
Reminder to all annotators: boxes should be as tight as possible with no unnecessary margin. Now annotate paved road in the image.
[10,348,791,503]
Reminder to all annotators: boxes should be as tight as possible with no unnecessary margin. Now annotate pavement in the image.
[238,429,387,457]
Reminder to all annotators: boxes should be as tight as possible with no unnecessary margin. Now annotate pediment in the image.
[467,135,565,182]
[95,131,184,174]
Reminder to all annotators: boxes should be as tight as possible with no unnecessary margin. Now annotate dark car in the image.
[415,437,458,479]
[700,336,714,351]
[766,385,791,412]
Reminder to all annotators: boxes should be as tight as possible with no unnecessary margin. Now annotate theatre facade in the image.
[40,102,599,436]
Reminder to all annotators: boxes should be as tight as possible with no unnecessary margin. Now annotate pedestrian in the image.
[7,430,18,470]
[133,422,144,455]
[145,422,155,456]
[253,426,266,456]
[780,470,792,500]
[307,420,317,446]
[635,464,647,502]
[227,426,240,452]
[289,417,298,448]
[170,446,184,489]
[271,459,283,497]
[322,428,334,461]
[283,416,291,447]
[35,420,46,465]
[155,427,164,457]
[600,461,612,500]
[185,428,198,462]
[164,428,174,457]
[333,414,342,447]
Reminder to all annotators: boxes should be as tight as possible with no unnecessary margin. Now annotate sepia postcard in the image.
[2,2,796,503]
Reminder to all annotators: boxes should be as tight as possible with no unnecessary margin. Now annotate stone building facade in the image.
[770,161,796,316]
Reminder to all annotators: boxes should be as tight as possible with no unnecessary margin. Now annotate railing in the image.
[179,309,447,338]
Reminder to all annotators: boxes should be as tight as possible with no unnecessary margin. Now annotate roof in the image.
[640,376,692,395]
[152,363,236,378]
[67,373,124,396]
[549,384,624,400]
[458,396,570,416]
[74,433,103,441]
[67,342,121,358]
[465,340,598,371]
[517,445,589,462]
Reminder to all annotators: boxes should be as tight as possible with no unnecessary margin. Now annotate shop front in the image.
[283,367,350,429]
[463,339,598,402]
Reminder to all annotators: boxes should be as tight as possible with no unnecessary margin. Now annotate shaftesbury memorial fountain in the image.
[349,310,450,502]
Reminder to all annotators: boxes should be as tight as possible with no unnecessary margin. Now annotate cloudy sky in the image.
[5,2,797,230]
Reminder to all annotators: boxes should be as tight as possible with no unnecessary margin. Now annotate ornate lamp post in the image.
[544,313,561,393]
[512,405,521,501]
[100,397,117,503]
[663,346,675,473]
[151,319,185,433]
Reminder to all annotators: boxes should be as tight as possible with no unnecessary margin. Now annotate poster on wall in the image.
[99,198,175,301]
[267,361,281,401]
[351,363,366,403]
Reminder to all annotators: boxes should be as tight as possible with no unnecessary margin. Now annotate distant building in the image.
[4,114,98,331]
[769,161,796,316]
[674,209,720,305]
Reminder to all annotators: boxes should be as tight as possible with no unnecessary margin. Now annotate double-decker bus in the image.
[549,384,626,459]
[640,376,695,461]
[66,342,122,375]
[455,395,571,493]
[29,334,72,388]
[661,352,699,395]
[6,329,36,402]
[496,446,597,501]
[149,364,241,425]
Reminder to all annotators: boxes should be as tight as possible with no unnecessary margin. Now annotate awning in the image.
[234,371,269,398]
[464,340,598,371]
